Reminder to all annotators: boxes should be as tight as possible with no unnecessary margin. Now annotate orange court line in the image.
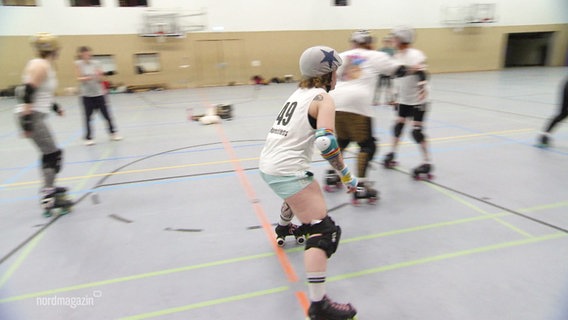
[211,106,310,315]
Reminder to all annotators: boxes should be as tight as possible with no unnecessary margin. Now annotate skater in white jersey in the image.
[15,33,72,217]
[330,30,411,203]
[259,46,358,320]
[382,26,433,180]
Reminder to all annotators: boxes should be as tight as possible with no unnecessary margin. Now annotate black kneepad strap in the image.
[394,122,404,137]
[305,216,342,258]
[412,127,425,143]
[42,149,63,173]
[359,137,377,159]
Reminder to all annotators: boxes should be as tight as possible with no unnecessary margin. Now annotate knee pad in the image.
[337,138,350,151]
[358,137,377,160]
[393,122,404,138]
[42,149,62,173]
[412,126,425,143]
[305,216,342,258]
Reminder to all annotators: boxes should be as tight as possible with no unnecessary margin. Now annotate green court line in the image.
[0,232,45,289]
[0,252,274,303]
[519,201,568,213]
[1,202,565,304]
[423,178,534,238]
[125,232,566,319]
[327,232,567,283]
[0,148,115,289]
[119,286,290,320]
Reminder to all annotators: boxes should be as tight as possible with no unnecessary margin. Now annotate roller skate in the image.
[536,134,550,148]
[323,169,342,192]
[307,295,357,320]
[42,187,73,218]
[352,181,379,206]
[412,163,434,181]
[275,223,306,247]
[383,152,397,169]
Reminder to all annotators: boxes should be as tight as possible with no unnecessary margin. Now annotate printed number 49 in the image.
[276,102,297,126]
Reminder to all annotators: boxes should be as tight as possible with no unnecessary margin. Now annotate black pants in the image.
[544,79,568,133]
[82,95,116,140]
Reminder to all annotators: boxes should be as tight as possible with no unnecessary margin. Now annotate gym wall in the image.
[0,0,567,93]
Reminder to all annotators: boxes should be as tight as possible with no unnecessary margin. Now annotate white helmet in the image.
[30,32,60,52]
[350,30,373,45]
[299,46,342,78]
[391,26,415,44]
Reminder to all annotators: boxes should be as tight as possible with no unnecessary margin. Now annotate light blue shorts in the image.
[260,171,314,199]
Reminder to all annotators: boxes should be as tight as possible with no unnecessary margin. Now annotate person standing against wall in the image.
[75,46,122,146]
[15,33,71,216]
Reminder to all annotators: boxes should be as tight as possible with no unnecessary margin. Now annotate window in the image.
[2,0,37,6]
[69,0,101,6]
[118,0,147,7]
[93,55,117,75]
[134,53,160,74]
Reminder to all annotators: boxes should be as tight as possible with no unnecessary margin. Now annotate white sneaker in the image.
[84,139,95,146]
[110,133,123,141]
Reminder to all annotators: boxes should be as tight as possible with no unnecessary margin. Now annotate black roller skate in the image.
[42,187,73,218]
[275,223,306,247]
[352,181,379,206]
[323,169,342,192]
[413,163,434,181]
[307,295,357,320]
[383,152,397,169]
[536,134,550,148]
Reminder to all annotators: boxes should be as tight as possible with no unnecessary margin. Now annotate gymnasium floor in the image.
[0,67,567,320]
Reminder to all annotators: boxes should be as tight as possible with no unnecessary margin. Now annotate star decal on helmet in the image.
[320,49,339,68]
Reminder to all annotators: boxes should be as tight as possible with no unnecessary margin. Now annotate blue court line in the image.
[0,142,266,172]
[0,165,256,205]
[0,129,83,190]
[429,119,568,155]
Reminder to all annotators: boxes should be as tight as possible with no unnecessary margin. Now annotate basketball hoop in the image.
[156,31,165,43]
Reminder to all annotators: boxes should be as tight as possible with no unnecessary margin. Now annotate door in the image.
[195,39,246,86]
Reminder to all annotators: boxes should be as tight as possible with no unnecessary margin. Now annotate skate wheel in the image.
[43,210,52,218]
[296,235,306,245]
[324,185,334,193]
[276,237,285,247]
[351,199,360,206]
[368,197,378,205]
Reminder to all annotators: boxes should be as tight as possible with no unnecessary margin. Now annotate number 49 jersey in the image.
[259,87,326,176]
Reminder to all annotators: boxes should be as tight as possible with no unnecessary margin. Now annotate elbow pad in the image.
[394,65,408,78]
[415,70,428,82]
[315,128,341,160]
[21,84,36,104]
